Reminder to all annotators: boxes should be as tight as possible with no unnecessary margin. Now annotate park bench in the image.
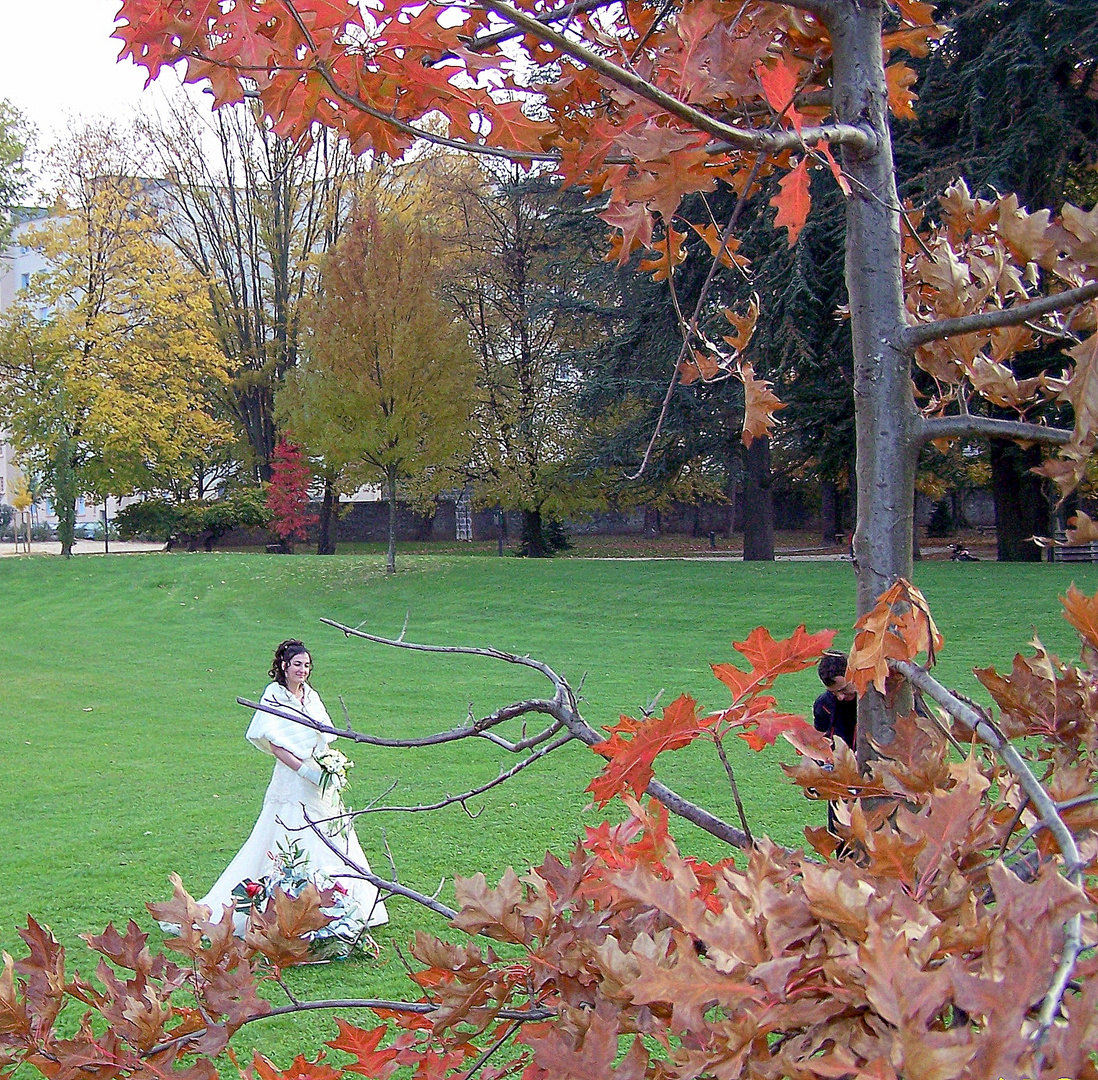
[1053,541,1098,562]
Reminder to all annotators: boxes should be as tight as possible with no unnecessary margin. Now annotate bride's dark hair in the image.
[270,639,310,685]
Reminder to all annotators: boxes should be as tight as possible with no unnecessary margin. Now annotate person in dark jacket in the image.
[813,651,857,836]
[813,651,856,748]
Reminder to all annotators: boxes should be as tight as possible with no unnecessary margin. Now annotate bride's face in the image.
[284,652,311,686]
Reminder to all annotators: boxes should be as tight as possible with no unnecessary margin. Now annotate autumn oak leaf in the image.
[740,361,787,447]
[588,695,716,806]
[713,624,836,701]
[326,1019,400,1079]
[771,157,811,244]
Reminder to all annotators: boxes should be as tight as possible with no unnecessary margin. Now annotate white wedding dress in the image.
[198,681,389,937]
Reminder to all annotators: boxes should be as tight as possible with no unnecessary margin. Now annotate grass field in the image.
[1,551,1094,1060]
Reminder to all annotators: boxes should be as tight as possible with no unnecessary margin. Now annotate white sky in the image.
[0,0,210,179]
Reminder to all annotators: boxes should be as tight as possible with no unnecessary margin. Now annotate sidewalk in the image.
[0,539,166,557]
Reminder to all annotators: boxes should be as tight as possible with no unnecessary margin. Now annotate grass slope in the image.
[1,552,1093,1058]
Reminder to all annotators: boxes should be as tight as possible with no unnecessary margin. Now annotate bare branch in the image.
[256,999,556,1023]
[903,281,1098,349]
[459,1018,524,1080]
[239,694,563,748]
[474,718,564,751]
[461,0,613,51]
[478,0,873,154]
[890,659,1085,1045]
[627,154,764,480]
[302,810,461,921]
[350,732,573,814]
[318,619,751,847]
[918,415,1073,447]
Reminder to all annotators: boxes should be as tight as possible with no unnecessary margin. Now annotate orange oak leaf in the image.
[755,58,803,132]
[740,361,786,446]
[451,869,529,944]
[689,223,749,270]
[771,157,811,244]
[721,298,759,354]
[600,202,654,265]
[885,61,919,121]
[677,347,725,385]
[712,624,837,701]
[588,695,717,806]
[637,229,688,282]
[849,579,943,695]
[252,1053,343,1080]
[1061,582,1098,651]
[326,1019,400,1079]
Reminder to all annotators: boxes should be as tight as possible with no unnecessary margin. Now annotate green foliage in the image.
[443,169,607,524]
[0,127,233,556]
[115,490,270,543]
[283,198,475,571]
[925,499,954,538]
[0,99,33,245]
[897,0,1098,210]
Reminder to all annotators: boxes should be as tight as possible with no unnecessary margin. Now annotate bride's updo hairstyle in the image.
[270,639,309,685]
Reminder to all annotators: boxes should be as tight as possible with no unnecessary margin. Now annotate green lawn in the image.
[1,551,1093,1059]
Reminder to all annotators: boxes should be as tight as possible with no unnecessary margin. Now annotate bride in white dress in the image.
[198,640,389,944]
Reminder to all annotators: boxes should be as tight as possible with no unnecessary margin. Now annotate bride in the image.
[197,639,389,945]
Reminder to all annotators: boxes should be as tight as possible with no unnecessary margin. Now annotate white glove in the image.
[296,760,323,786]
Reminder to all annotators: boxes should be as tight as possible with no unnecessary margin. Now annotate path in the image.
[0,540,166,557]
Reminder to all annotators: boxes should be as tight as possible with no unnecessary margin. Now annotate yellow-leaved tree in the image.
[279,197,475,571]
[0,122,234,556]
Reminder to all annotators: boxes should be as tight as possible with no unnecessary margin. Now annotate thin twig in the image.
[713,733,754,846]
[347,733,574,815]
[461,1019,524,1080]
[627,154,765,480]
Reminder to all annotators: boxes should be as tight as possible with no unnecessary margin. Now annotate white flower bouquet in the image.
[313,746,354,797]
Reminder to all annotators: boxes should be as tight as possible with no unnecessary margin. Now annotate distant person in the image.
[813,651,857,837]
[197,639,389,941]
[813,651,857,749]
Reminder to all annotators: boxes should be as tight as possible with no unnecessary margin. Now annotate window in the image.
[20,273,29,290]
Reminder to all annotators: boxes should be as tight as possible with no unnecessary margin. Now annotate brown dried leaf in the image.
[452,869,530,944]
[740,361,785,447]
[146,875,211,958]
[721,297,758,354]
[245,885,334,970]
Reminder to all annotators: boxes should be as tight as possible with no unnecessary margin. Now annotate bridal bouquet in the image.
[313,746,354,797]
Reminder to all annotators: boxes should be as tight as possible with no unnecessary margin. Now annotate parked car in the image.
[72,522,100,540]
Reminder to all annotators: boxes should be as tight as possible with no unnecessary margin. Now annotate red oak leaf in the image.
[771,157,812,244]
[588,695,717,806]
[326,1020,400,1079]
[712,624,837,702]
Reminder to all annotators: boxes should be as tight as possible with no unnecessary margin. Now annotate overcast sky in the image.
[0,0,210,179]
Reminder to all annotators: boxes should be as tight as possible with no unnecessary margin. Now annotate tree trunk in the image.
[54,440,77,559]
[386,469,398,574]
[829,0,919,751]
[990,440,1045,561]
[820,480,840,546]
[520,508,552,557]
[742,437,775,561]
[317,478,338,555]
